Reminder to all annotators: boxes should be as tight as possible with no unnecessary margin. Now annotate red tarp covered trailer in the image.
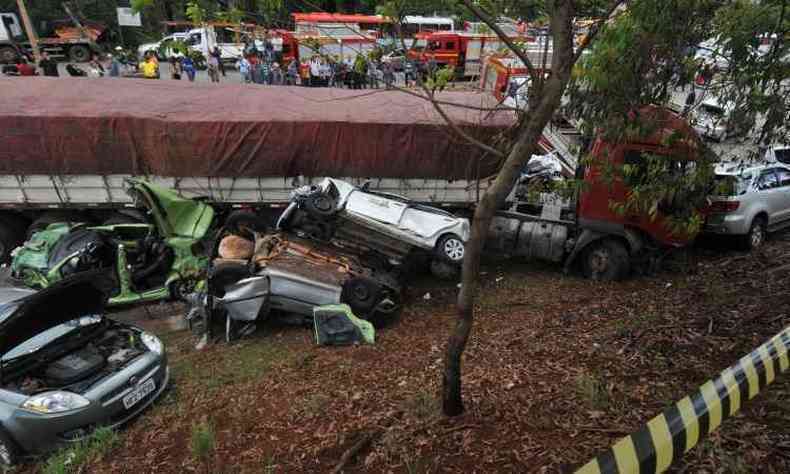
[0,78,512,180]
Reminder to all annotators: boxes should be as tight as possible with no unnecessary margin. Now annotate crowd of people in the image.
[4,42,433,90]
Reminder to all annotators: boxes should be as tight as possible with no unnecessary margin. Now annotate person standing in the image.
[207,53,220,83]
[38,52,58,77]
[15,57,37,76]
[239,56,251,83]
[270,62,282,85]
[260,58,271,85]
[169,56,181,80]
[211,47,225,77]
[108,54,121,77]
[382,61,395,89]
[309,56,321,87]
[286,58,298,85]
[140,55,158,79]
[181,55,196,82]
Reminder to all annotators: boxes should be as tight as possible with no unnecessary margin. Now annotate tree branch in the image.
[459,0,539,79]
[573,0,628,63]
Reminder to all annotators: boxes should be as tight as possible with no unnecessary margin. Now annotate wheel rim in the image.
[71,47,90,62]
[588,248,610,277]
[0,439,12,466]
[443,238,465,261]
[750,224,764,248]
[0,48,16,63]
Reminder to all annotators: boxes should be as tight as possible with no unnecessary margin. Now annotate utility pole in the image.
[15,0,40,63]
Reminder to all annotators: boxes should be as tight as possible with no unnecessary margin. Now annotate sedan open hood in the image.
[0,270,112,356]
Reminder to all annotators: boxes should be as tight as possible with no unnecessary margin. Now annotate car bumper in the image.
[6,352,169,456]
[703,213,750,235]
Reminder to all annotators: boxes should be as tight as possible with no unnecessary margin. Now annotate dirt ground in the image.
[22,235,790,473]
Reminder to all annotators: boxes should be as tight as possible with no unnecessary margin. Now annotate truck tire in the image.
[341,277,380,315]
[582,239,630,281]
[68,45,91,62]
[741,216,766,251]
[27,212,87,239]
[0,216,26,263]
[304,193,336,219]
[0,46,19,64]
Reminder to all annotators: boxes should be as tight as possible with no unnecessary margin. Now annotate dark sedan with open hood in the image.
[0,271,169,466]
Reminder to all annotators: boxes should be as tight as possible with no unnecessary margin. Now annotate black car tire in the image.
[741,216,767,251]
[582,239,630,281]
[0,215,26,263]
[0,46,19,64]
[341,277,380,315]
[0,428,21,467]
[436,234,465,263]
[210,261,251,297]
[69,45,91,62]
[304,193,337,219]
[430,259,460,280]
[224,211,268,240]
[27,212,87,239]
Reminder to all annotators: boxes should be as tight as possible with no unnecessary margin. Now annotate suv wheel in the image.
[436,234,465,263]
[743,217,766,250]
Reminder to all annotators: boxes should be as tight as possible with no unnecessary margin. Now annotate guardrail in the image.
[575,326,790,474]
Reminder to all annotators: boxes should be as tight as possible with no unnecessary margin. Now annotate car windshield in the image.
[713,174,750,196]
[2,315,103,362]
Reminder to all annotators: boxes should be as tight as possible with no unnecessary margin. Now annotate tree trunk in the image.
[441,0,577,417]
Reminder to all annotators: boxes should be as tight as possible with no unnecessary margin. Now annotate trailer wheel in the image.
[0,216,26,263]
[0,46,18,64]
[304,193,337,219]
[582,239,630,281]
[27,212,87,239]
[341,277,379,315]
[69,45,91,62]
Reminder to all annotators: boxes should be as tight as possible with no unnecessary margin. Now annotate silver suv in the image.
[704,162,790,249]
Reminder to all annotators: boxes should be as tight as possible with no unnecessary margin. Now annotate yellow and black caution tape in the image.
[576,326,790,474]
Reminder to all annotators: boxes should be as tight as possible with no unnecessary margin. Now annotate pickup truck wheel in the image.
[436,234,465,263]
[742,217,766,250]
[69,45,91,62]
[582,239,630,281]
[304,194,336,219]
[430,259,459,280]
[0,428,20,467]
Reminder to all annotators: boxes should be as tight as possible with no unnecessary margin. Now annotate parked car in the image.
[691,98,753,141]
[0,271,168,466]
[704,161,790,249]
[10,179,261,306]
[276,178,470,279]
[137,32,188,60]
[206,232,402,341]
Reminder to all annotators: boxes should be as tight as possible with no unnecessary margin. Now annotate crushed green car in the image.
[10,179,219,306]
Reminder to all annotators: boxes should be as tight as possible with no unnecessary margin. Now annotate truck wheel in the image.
[69,45,91,62]
[0,46,19,64]
[582,239,630,281]
[741,217,766,251]
[430,259,459,280]
[27,212,86,238]
[0,428,20,468]
[0,216,26,263]
[436,234,465,263]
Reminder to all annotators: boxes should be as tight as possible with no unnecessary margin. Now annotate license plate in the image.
[122,378,156,409]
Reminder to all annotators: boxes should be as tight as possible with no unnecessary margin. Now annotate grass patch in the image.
[404,390,438,420]
[190,420,216,472]
[574,373,610,411]
[42,426,119,474]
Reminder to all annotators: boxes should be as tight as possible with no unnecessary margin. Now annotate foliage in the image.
[190,420,216,463]
[214,7,245,24]
[42,427,119,474]
[185,1,207,25]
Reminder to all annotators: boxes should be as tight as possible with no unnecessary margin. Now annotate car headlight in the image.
[140,332,164,355]
[22,391,90,414]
